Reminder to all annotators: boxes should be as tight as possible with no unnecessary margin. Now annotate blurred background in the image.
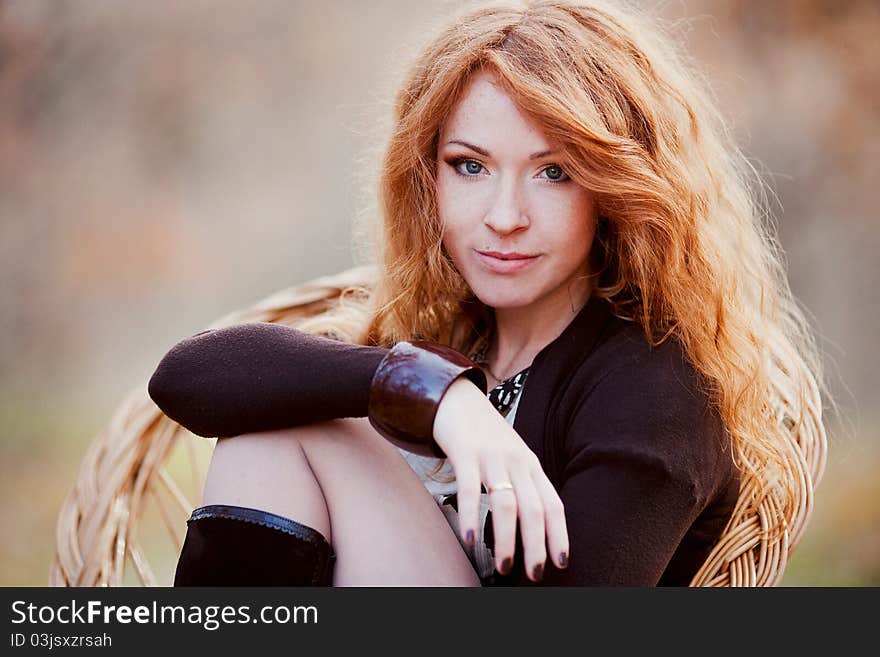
[1,0,877,586]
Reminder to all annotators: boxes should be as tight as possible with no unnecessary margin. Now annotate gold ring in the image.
[488,482,514,494]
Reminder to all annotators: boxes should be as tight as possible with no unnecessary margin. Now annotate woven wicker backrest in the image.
[50,264,826,586]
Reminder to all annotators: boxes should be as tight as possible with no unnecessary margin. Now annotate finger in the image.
[509,465,547,582]
[483,462,518,576]
[531,468,569,570]
[453,459,482,548]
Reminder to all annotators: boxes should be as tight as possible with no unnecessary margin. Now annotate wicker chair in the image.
[50,264,827,587]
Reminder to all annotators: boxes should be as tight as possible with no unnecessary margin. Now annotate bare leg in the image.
[200,417,481,586]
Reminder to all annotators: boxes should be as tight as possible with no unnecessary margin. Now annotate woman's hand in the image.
[433,377,569,582]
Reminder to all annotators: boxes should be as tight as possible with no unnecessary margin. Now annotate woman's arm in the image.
[147,323,386,438]
[531,349,735,586]
[148,323,487,458]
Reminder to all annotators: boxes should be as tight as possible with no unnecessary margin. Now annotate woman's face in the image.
[437,69,598,313]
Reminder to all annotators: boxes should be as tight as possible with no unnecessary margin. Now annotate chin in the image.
[468,279,539,309]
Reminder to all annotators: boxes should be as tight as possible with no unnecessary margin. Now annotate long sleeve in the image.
[147,323,387,438]
[531,347,736,586]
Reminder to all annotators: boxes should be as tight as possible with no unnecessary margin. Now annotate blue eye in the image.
[541,165,569,182]
[447,157,569,184]
[451,159,485,176]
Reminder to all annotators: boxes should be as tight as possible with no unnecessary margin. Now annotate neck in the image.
[485,274,594,384]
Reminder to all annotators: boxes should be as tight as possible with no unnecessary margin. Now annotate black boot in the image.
[174,504,336,586]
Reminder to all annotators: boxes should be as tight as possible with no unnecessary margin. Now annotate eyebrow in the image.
[445,139,559,160]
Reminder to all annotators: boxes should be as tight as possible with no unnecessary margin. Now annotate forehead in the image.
[440,69,554,151]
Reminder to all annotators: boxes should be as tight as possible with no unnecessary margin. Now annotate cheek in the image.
[437,178,465,254]
[437,176,477,245]
[543,191,597,248]
[437,178,469,223]
[440,222,459,253]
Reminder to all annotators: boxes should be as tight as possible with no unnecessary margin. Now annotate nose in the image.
[483,177,529,235]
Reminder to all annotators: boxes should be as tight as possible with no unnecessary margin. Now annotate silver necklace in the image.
[471,341,530,387]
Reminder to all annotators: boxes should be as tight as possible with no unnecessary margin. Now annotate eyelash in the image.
[446,157,571,184]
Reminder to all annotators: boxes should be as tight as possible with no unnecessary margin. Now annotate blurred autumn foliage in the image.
[1,0,877,585]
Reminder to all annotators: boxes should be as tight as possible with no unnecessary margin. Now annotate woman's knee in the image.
[296,416,404,460]
[207,421,343,468]
[201,418,377,498]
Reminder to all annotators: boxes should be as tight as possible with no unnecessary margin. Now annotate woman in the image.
[149,0,825,586]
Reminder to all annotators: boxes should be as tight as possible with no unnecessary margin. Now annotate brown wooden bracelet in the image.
[367,340,488,458]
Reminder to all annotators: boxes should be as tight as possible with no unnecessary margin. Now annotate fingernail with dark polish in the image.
[533,563,544,582]
[465,529,475,545]
[559,552,568,568]
[500,557,512,575]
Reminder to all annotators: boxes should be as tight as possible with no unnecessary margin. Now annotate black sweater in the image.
[148,293,740,586]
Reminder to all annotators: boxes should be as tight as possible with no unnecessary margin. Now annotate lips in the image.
[478,250,538,260]
[476,250,541,274]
